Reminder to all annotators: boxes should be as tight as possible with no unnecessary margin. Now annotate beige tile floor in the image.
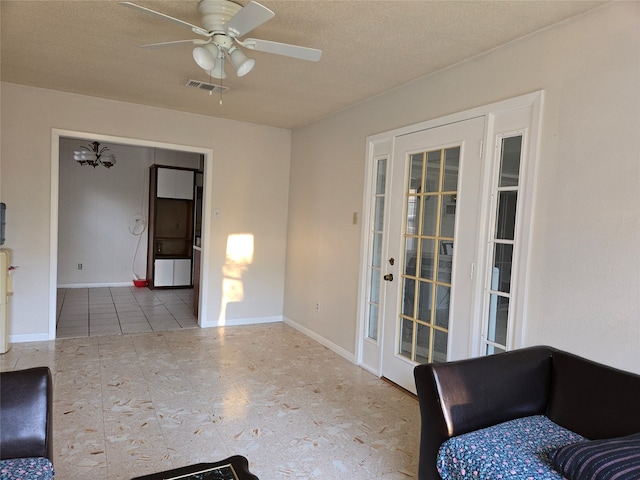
[1,323,420,479]
[56,287,198,338]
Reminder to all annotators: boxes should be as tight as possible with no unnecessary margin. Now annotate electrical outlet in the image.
[316,303,320,311]
[78,263,83,270]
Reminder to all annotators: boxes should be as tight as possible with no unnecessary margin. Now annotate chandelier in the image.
[73,141,116,168]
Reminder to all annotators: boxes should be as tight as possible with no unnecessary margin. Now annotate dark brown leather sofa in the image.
[413,346,640,480]
[0,367,53,463]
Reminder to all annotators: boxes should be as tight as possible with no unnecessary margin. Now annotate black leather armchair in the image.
[414,346,640,480]
[0,366,53,463]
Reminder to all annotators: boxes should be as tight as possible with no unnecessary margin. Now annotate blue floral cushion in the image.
[0,457,54,479]
[437,415,585,479]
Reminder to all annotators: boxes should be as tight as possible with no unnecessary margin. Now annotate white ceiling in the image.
[1,0,605,129]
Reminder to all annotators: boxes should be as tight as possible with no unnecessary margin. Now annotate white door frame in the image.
[356,91,544,376]
[49,129,214,339]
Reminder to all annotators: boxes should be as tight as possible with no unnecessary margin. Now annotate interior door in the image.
[381,116,485,393]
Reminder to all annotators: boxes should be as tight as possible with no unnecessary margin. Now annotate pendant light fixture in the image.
[74,141,116,169]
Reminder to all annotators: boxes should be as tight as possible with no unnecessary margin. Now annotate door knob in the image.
[383,273,394,282]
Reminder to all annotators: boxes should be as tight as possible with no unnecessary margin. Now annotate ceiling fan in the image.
[120,0,322,79]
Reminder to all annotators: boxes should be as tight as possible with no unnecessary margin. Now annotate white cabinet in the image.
[154,259,192,287]
[156,168,194,200]
[173,259,192,286]
[154,259,174,287]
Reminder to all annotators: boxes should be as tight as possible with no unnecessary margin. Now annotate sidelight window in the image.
[483,135,523,355]
[366,158,388,341]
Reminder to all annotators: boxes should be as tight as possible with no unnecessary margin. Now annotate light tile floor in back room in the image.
[56,286,198,338]
[1,324,420,479]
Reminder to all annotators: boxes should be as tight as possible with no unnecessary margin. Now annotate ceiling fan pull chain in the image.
[219,75,223,106]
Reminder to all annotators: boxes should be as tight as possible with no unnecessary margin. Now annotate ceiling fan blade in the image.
[225,1,275,38]
[243,38,322,62]
[140,39,210,49]
[119,2,211,37]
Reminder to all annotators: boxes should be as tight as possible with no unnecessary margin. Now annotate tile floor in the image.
[56,287,198,338]
[0,323,420,479]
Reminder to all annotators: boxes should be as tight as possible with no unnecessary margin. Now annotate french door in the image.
[358,93,542,395]
[381,117,486,393]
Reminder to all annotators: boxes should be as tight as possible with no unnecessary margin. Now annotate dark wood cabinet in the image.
[147,166,196,288]
[193,247,201,316]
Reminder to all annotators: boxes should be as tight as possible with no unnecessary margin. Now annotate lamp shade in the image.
[100,153,116,168]
[193,44,220,71]
[209,59,226,79]
[73,151,96,161]
[228,47,255,77]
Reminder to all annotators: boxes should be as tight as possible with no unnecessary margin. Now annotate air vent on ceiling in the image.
[185,79,230,94]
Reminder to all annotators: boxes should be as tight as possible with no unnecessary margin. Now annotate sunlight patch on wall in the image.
[219,234,254,325]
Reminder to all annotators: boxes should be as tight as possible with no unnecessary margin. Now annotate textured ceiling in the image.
[1,0,605,129]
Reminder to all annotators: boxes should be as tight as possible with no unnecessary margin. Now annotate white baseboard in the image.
[283,316,355,364]
[10,332,53,343]
[200,315,283,328]
[58,282,134,289]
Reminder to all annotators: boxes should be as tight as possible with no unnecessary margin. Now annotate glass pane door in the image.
[382,116,485,393]
[400,147,459,363]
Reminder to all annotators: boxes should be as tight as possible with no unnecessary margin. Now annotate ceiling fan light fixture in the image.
[209,59,227,79]
[123,0,322,84]
[228,46,255,77]
[193,44,220,71]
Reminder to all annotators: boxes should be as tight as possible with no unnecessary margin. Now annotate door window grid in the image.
[484,135,523,355]
[399,147,459,364]
[366,157,387,341]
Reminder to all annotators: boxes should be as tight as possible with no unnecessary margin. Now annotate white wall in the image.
[285,2,640,373]
[57,139,200,286]
[0,85,291,340]
[58,140,152,286]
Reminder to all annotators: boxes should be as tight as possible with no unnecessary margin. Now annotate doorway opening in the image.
[50,130,213,339]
